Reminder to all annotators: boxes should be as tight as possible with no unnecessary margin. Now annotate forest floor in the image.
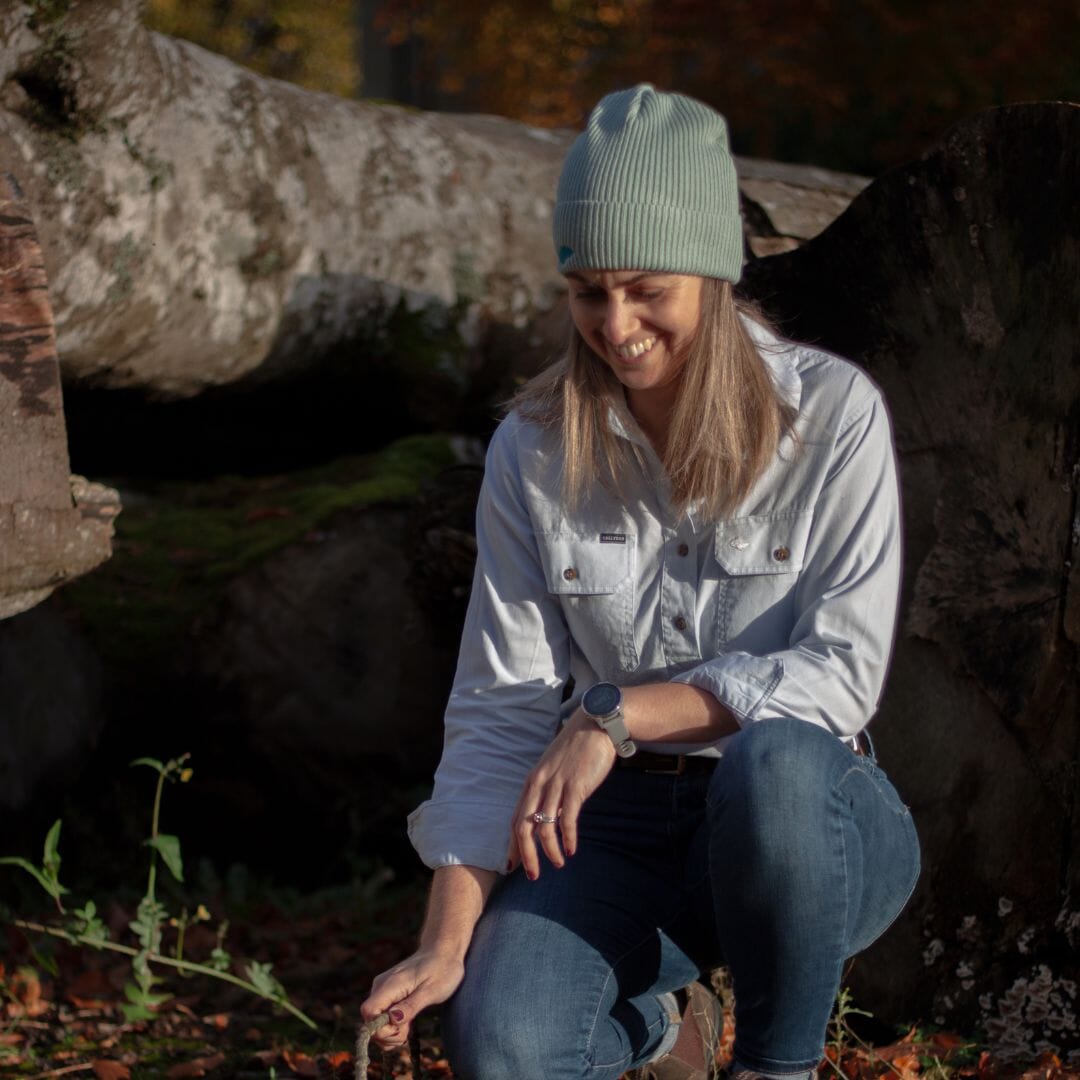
[2,879,1078,1080]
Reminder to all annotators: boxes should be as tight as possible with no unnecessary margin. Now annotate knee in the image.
[443,985,583,1080]
[708,718,848,832]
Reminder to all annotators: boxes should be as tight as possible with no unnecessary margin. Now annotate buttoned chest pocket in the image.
[713,512,812,653]
[537,532,638,674]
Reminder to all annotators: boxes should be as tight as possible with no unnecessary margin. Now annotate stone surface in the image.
[0,171,118,617]
[189,465,484,801]
[0,598,102,812]
[741,101,1080,1056]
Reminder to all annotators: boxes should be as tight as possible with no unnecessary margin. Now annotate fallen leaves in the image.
[166,1052,226,1077]
[92,1061,131,1080]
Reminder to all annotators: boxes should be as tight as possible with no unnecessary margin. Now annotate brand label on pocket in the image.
[599,533,626,544]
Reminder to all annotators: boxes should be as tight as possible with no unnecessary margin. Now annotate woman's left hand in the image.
[507,711,616,879]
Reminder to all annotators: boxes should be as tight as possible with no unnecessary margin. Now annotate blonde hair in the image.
[511,278,795,521]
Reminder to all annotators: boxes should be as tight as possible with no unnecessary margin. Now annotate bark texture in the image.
[0,171,117,618]
[0,0,864,397]
[742,101,1080,1054]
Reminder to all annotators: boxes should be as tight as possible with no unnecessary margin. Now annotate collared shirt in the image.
[408,322,901,872]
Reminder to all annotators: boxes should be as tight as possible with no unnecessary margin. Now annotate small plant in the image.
[1,754,315,1030]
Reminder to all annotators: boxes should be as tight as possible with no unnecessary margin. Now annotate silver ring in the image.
[531,811,558,825]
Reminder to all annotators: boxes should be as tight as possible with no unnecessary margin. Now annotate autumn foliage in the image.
[148,0,1080,173]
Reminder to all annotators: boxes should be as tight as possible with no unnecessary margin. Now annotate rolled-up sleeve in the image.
[673,389,901,738]
[408,418,570,871]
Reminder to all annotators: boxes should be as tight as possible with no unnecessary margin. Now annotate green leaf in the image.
[42,819,62,876]
[130,897,166,952]
[130,756,165,773]
[0,856,68,900]
[71,900,109,947]
[121,979,171,1021]
[145,834,184,883]
[245,960,285,1002]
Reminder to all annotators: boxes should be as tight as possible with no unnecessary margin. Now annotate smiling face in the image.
[565,270,704,416]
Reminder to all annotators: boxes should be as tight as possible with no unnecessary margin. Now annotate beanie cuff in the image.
[554,200,744,283]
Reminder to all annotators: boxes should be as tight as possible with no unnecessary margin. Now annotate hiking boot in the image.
[627,979,723,1079]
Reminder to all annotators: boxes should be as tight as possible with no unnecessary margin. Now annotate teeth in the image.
[614,337,656,359]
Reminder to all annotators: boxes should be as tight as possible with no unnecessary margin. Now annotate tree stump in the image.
[742,101,1080,1060]
[0,171,118,617]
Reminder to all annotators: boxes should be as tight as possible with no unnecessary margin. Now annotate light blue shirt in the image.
[408,322,901,872]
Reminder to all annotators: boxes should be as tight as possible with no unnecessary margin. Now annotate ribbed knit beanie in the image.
[553,84,743,282]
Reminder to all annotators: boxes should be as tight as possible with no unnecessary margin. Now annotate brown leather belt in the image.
[616,750,718,775]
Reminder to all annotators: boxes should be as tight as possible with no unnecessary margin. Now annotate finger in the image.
[515,804,542,880]
[559,790,583,857]
[372,1017,409,1050]
[535,806,565,869]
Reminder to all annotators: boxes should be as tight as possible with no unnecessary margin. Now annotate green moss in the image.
[61,434,459,668]
[25,0,71,33]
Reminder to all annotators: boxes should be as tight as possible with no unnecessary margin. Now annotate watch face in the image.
[584,682,621,717]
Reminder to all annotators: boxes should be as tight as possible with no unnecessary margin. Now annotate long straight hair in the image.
[511,278,795,520]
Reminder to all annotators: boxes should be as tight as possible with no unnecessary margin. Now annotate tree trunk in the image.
[0,171,117,617]
[0,0,864,398]
[742,101,1080,1059]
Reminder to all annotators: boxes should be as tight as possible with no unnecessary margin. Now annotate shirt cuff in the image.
[672,653,785,724]
[407,797,515,873]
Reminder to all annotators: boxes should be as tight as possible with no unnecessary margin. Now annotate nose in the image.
[602,299,638,345]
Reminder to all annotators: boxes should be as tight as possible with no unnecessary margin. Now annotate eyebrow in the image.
[564,272,660,285]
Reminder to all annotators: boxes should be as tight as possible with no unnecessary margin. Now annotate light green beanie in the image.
[553,84,743,283]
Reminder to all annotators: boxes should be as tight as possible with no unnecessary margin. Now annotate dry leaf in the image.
[166,1052,226,1078]
[282,1049,319,1077]
[93,1060,132,1080]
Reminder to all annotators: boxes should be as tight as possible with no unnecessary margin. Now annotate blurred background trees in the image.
[145,0,1080,174]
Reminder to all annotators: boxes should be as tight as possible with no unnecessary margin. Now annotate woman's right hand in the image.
[361,947,466,1049]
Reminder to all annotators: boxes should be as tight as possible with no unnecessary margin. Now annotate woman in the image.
[362,85,920,1080]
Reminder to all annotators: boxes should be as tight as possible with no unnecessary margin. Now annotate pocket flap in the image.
[538,532,635,594]
[715,512,811,575]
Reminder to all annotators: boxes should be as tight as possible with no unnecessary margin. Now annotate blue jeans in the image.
[443,719,920,1080]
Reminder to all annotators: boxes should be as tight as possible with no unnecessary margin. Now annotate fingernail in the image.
[506,859,513,872]
[526,869,537,881]
[389,1007,405,1023]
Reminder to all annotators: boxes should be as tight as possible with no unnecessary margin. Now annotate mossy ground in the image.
[62,433,459,670]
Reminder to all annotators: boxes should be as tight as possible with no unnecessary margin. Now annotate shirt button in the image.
[673,615,688,631]
[773,546,790,562]
[563,567,578,581]
[677,542,689,557]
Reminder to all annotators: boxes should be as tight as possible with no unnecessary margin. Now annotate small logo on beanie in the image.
[558,245,574,267]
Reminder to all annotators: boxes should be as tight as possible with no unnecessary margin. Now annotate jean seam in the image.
[583,932,678,1074]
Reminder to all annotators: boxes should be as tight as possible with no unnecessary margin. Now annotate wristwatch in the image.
[581,682,637,758]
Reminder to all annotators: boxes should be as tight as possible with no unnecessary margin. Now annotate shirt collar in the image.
[740,313,802,413]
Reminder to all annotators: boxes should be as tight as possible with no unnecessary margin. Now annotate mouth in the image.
[611,336,656,360]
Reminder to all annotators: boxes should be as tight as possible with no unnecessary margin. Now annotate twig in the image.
[12,919,317,1030]
[355,1011,389,1079]
[354,1012,425,1079]
[23,1063,94,1079]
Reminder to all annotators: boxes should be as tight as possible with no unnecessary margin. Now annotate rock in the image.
[0,171,118,617]
[0,599,102,812]
[741,101,1080,1057]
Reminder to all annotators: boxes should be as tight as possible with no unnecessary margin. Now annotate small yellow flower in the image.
[179,768,194,783]
[195,904,211,922]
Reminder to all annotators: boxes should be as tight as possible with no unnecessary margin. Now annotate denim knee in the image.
[708,717,847,831]
[443,978,592,1080]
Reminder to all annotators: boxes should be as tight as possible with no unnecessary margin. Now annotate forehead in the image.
[564,269,685,288]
